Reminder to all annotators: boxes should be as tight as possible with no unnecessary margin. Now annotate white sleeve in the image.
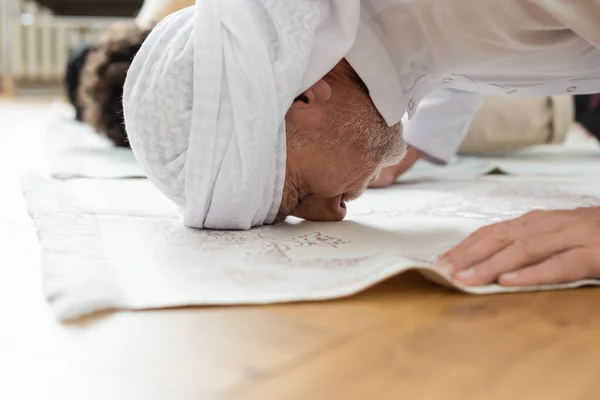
[403,89,485,164]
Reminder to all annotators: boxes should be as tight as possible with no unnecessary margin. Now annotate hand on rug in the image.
[369,145,422,188]
[437,207,600,286]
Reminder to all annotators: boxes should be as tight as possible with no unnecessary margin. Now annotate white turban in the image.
[123,0,359,229]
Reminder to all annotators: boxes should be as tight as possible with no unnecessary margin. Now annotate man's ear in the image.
[286,79,332,128]
[291,78,332,109]
[285,79,332,129]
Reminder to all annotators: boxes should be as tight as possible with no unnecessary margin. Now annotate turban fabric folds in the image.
[123,0,359,229]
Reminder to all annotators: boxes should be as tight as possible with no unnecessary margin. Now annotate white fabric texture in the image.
[45,102,144,179]
[123,0,360,230]
[348,0,600,162]
[22,172,600,321]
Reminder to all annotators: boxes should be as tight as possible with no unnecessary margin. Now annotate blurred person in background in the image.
[64,0,194,146]
[575,93,600,142]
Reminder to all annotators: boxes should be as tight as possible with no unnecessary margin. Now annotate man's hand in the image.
[369,145,422,188]
[437,207,600,286]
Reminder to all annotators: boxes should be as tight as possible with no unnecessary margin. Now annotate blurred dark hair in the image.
[65,43,93,121]
[78,22,152,147]
[575,95,600,142]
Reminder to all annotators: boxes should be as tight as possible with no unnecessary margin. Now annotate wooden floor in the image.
[1,98,599,400]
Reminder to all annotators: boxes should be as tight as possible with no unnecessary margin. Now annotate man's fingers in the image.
[439,210,574,273]
[498,248,596,287]
[438,222,513,272]
[369,145,422,188]
[369,168,397,188]
[440,214,534,265]
[453,229,577,286]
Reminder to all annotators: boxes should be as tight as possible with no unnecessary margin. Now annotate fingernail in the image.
[456,268,475,280]
[435,259,454,275]
[501,272,518,281]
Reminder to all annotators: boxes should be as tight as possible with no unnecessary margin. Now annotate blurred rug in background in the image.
[45,102,145,179]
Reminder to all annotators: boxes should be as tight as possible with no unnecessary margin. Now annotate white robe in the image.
[344,0,600,163]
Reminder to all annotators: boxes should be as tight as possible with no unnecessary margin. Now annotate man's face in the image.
[274,60,406,223]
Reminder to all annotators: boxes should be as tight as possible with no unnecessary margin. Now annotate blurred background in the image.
[0,0,143,96]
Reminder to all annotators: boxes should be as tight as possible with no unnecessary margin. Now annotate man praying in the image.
[123,0,600,288]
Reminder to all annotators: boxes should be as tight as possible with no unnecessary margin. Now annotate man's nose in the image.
[291,194,347,222]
